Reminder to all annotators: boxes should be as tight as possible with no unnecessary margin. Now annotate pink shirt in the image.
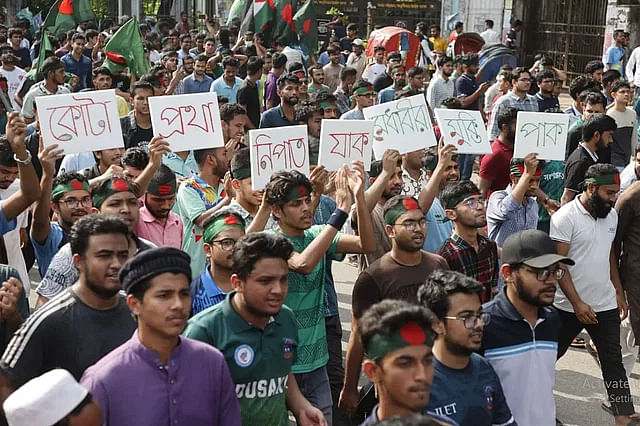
[135,206,183,249]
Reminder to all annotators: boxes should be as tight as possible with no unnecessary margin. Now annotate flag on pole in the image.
[43,0,95,34]
[294,0,317,55]
[273,0,297,44]
[254,0,275,34]
[103,18,150,78]
[227,0,250,25]
[36,31,54,75]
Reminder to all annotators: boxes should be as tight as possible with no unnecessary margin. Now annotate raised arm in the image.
[30,139,64,244]
[418,142,457,213]
[364,149,401,212]
[133,136,171,196]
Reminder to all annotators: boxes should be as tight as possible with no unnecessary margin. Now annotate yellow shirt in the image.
[429,36,448,53]
[116,95,130,117]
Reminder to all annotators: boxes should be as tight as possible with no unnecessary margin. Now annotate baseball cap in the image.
[352,38,364,46]
[501,230,574,268]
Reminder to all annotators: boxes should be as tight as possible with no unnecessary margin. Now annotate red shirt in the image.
[479,138,513,197]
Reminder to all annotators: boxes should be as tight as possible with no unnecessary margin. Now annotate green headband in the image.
[443,191,480,210]
[366,321,435,361]
[285,184,311,202]
[384,197,420,225]
[353,85,374,96]
[92,177,137,209]
[52,179,90,201]
[585,173,620,186]
[319,99,336,110]
[509,164,542,177]
[203,213,246,243]
[147,179,176,196]
[232,167,251,181]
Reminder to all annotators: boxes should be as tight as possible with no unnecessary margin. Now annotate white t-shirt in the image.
[362,63,386,83]
[0,180,29,293]
[550,198,618,313]
[0,66,26,111]
[481,28,501,44]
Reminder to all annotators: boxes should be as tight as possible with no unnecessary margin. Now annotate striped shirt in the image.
[426,76,455,109]
[487,91,539,139]
[1,289,136,386]
[486,185,539,248]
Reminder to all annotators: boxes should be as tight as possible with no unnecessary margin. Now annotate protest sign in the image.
[249,125,310,190]
[318,119,374,171]
[149,92,224,152]
[363,94,436,159]
[434,109,491,155]
[513,111,569,161]
[36,89,123,154]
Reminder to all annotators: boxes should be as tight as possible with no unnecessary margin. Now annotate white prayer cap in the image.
[3,369,88,426]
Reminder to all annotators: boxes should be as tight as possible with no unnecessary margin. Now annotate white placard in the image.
[36,89,123,154]
[514,111,569,161]
[363,94,437,159]
[249,125,310,190]
[434,108,492,154]
[318,119,374,171]
[149,92,224,152]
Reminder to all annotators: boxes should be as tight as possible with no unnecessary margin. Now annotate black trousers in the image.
[325,315,348,426]
[557,308,635,416]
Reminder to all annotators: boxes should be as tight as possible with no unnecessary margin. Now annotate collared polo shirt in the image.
[550,197,618,313]
[182,73,213,94]
[211,75,243,104]
[377,86,398,104]
[259,105,298,128]
[184,292,298,426]
[81,331,241,426]
[134,205,183,249]
[61,53,92,90]
[487,185,539,247]
[21,81,70,119]
[482,288,559,426]
[163,151,199,179]
[190,266,227,315]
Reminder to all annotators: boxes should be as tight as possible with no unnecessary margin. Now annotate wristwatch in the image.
[13,151,32,166]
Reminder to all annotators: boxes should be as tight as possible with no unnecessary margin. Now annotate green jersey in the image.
[538,160,564,223]
[270,225,342,373]
[184,292,298,426]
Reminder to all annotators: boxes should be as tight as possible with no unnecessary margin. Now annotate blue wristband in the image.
[327,208,348,230]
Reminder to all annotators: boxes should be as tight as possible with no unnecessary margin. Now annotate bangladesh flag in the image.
[103,18,150,78]
[294,0,317,55]
[43,0,96,34]
[36,31,54,75]
[254,0,275,34]
[227,0,250,25]
[273,0,297,45]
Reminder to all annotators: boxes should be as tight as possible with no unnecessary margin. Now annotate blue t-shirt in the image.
[427,353,516,426]
[31,222,65,277]
[423,197,453,253]
[0,201,17,237]
[606,46,625,73]
[190,266,227,315]
[455,74,480,111]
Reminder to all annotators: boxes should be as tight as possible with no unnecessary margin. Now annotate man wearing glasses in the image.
[439,181,499,303]
[191,209,245,315]
[482,229,574,426]
[340,80,376,120]
[418,270,516,426]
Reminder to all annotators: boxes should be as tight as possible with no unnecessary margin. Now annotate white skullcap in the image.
[3,369,88,426]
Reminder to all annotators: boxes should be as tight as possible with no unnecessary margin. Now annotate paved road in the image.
[332,261,640,426]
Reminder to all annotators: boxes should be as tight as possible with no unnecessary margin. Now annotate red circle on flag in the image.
[157,184,172,195]
[402,198,419,210]
[282,4,293,23]
[400,322,426,345]
[298,185,308,196]
[112,178,129,192]
[615,174,621,185]
[70,180,84,190]
[59,0,73,14]
[303,19,311,34]
[224,215,239,225]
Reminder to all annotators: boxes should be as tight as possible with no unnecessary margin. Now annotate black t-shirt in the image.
[564,144,598,192]
[121,115,154,149]
[373,72,393,93]
[12,48,31,70]
[237,79,260,128]
[0,289,136,386]
[111,74,131,93]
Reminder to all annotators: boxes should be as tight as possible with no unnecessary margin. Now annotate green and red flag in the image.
[273,0,297,45]
[254,0,275,34]
[36,30,54,75]
[43,0,95,34]
[227,0,250,25]
[294,0,318,55]
[103,18,149,78]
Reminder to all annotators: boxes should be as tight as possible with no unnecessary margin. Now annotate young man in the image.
[1,215,137,387]
[266,167,375,422]
[358,300,445,425]
[401,149,428,198]
[340,23,358,57]
[81,147,125,180]
[184,232,327,425]
[603,69,621,106]
[81,247,242,425]
[449,22,463,43]
[313,91,339,119]
[323,46,345,93]
[176,33,193,63]
[552,164,638,425]
[605,29,626,73]
[21,56,69,124]
[372,52,402,93]
[362,45,386,84]
[221,103,248,146]
[346,39,366,80]
[0,51,25,112]
[177,145,229,276]
[60,34,91,92]
[606,80,637,171]
[483,229,573,426]
[480,19,501,44]
[419,270,516,426]
[403,66,427,97]
[7,28,30,71]
[135,165,183,249]
[378,65,406,105]
[260,73,300,128]
[562,113,617,205]
[341,80,375,120]
[307,64,330,96]
[505,20,522,50]
[265,52,287,110]
[211,56,243,104]
[237,56,264,129]
[586,60,605,86]
[120,81,155,149]
[340,195,448,418]
[91,67,129,117]
[429,25,448,55]
[295,101,324,166]
[564,75,597,128]
[566,90,607,159]
[487,68,539,140]
[487,155,542,247]
[427,56,454,109]
[439,181,499,303]
[191,209,246,315]
[479,107,518,199]
[183,54,213,94]
[535,70,560,112]
[333,66,357,117]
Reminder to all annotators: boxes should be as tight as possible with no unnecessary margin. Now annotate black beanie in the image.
[119,247,192,294]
